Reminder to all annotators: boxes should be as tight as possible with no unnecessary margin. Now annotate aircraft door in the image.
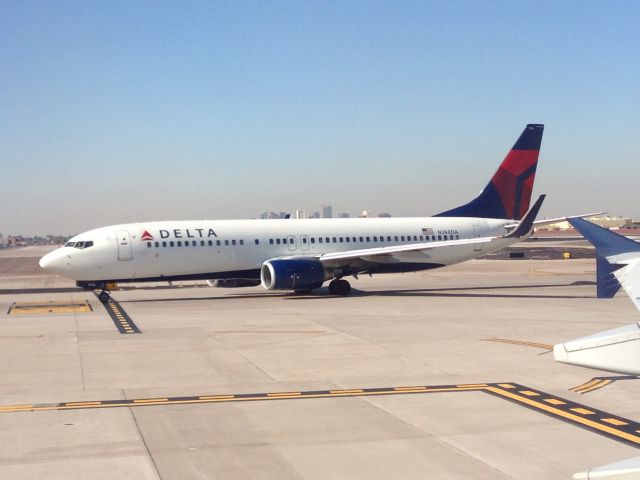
[472,225,483,252]
[300,234,310,251]
[287,235,296,251]
[116,230,133,261]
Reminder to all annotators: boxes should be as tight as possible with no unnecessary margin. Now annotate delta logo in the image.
[141,230,154,241]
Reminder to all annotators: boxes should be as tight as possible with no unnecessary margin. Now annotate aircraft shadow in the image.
[121,281,596,303]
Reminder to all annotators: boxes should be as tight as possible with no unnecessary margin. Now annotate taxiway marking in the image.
[0,382,638,448]
[96,294,141,334]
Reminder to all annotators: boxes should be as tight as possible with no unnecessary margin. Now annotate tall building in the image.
[339,213,350,218]
[322,205,332,218]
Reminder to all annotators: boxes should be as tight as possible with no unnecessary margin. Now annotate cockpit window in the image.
[71,240,94,249]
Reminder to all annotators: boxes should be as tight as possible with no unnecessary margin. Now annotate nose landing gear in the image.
[97,291,111,304]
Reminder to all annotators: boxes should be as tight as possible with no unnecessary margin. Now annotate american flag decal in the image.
[422,228,434,235]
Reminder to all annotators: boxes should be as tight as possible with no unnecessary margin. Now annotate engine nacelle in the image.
[261,258,325,291]
[207,279,261,288]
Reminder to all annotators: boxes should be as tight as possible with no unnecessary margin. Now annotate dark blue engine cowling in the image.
[261,258,325,290]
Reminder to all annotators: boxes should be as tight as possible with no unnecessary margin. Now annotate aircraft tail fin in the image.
[568,217,640,298]
[436,124,544,220]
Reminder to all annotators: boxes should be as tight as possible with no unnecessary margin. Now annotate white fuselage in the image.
[40,216,517,284]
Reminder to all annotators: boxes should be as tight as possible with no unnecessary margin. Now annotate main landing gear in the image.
[328,279,351,296]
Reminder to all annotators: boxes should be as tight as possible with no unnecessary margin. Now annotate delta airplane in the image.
[41,124,553,302]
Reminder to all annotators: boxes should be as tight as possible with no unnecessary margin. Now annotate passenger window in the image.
[302,237,307,244]
[269,239,274,245]
[155,242,159,247]
[216,240,221,246]
[456,234,459,239]
[373,236,377,242]
[444,235,448,240]
[352,237,356,242]
[147,242,152,248]
[232,240,237,246]
[170,241,174,247]
[419,235,424,241]
[359,236,364,242]
[387,236,391,242]
[311,238,315,244]
[326,237,330,243]
[438,235,442,241]
[255,239,259,245]
[339,237,343,243]
[162,241,167,247]
[177,241,182,247]
[85,241,93,248]
[276,239,281,245]
[332,237,337,243]
[432,235,436,241]
[225,240,230,246]
[201,240,205,246]
[75,241,84,248]
[185,241,190,247]
[318,237,323,243]
[345,237,350,243]
[400,236,405,241]
[394,236,398,241]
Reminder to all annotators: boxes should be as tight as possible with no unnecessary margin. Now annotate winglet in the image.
[568,217,640,298]
[503,194,546,238]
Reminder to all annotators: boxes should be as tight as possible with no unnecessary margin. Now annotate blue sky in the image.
[2,1,639,235]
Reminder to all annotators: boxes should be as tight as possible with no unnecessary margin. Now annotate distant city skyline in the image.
[2,2,640,235]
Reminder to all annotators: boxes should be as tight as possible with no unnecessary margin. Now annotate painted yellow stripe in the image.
[329,389,364,394]
[571,378,602,392]
[456,384,488,388]
[519,390,540,397]
[393,386,428,391]
[576,379,613,394]
[571,407,595,415]
[133,398,168,403]
[199,395,236,400]
[498,383,516,389]
[602,418,628,426]
[544,398,566,405]
[486,387,640,445]
[65,401,102,407]
[267,392,302,397]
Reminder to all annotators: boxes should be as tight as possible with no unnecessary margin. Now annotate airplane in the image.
[41,124,553,302]
[552,218,640,480]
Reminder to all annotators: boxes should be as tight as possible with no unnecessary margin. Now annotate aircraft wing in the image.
[317,194,544,269]
[504,212,603,230]
[317,236,496,268]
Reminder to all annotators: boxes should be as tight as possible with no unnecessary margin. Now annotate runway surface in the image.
[0,246,638,479]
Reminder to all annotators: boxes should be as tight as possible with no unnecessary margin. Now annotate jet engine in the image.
[206,279,261,288]
[260,258,326,291]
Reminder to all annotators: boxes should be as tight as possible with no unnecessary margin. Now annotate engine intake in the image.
[261,258,325,291]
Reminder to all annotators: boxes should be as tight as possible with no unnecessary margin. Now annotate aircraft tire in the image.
[328,279,351,296]
[98,291,110,303]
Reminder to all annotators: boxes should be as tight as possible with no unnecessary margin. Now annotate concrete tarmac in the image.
[0,246,638,479]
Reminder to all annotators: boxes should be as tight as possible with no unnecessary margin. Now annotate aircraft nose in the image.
[39,249,67,274]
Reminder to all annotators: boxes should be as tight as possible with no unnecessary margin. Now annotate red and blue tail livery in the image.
[436,124,544,220]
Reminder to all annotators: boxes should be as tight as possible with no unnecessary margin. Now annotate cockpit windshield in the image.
[65,241,93,249]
